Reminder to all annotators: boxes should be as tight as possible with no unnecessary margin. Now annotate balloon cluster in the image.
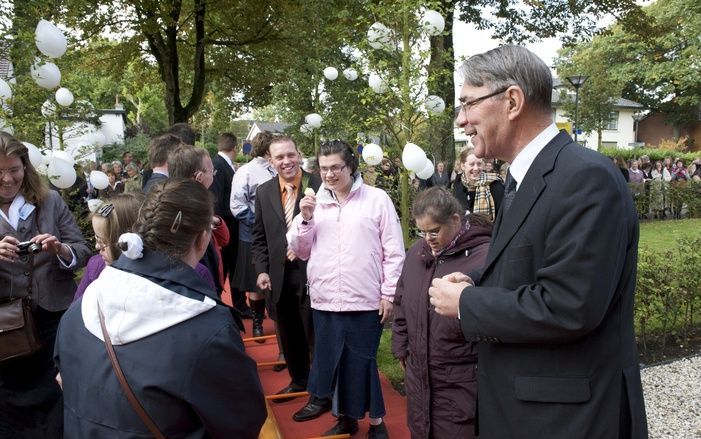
[31,20,75,110]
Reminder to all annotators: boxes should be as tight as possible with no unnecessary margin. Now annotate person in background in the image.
[484,159,495,173]
[613,156,630,182]
[375,158,398,193]
[142,134,183,193]
[452,148,504,221]
[430,162,450,188]
[450,158,462,187]
[112,160,127,182]
[230,131,277,339]
[168,145,229,296]
[102,169,124,199]
[123,163,142,193]
[0,131,91,437]
[289,140,404,438]
[168,122,197,146]
[393,188,492,439]
[210,133,248,315]
[55,178,266,438]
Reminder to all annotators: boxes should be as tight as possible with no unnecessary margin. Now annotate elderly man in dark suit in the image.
[428,45,648,439]
[251,135,323,405]
[210,133,249,316]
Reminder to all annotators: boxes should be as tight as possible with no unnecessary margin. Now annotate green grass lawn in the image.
[378,218,701,388]
[638,218,701,252]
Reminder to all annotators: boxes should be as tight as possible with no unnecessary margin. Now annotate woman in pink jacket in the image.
[288,140,405,439]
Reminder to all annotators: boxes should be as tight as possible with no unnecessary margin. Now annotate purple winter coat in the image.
[392,221,492,439]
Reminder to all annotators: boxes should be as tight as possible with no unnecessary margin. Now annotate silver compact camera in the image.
[17,241,42,256]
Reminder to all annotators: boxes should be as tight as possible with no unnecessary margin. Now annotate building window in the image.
[605,111,619,130]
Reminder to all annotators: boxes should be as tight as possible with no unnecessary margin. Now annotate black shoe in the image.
[323,415,359,436]
[366,422,388,439]
[273,355,287,372]
[252,320,264,341]
[272,382,306,404]
[293,397,332,422]
[250,299,266,343]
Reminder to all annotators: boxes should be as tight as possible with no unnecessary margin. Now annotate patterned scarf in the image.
[461,171,503,221]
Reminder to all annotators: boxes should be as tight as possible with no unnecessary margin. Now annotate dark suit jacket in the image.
[210,154,236,221]
[458,131,647,438]
[251,172,321,306]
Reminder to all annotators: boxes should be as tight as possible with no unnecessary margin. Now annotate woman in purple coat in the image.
[392,187,492,439]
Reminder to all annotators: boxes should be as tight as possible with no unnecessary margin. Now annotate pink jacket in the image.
[287,176,405,312]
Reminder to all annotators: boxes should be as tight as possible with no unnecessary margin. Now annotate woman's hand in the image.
[379,298,393,324]
[299,195,316,221]
[32,234,71,259]
[0,235,19,262]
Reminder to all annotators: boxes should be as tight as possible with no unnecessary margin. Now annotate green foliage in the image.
[100,133,151,165]
[599,148,699,163]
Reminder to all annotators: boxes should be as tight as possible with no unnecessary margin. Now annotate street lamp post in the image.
[566,75,589,143]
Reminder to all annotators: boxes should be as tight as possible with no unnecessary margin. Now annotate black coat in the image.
[55,250,266,438]
[459,131,648,438]
[393,222,492,439]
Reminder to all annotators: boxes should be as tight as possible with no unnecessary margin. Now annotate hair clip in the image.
[170,211,183,234]
[118,233,144,259]
[97,203,114,217]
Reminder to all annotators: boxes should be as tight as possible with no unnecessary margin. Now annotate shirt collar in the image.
[508,123,559,190]
[0,195,35,230]
[278,168,302,194]
[217,151,235,170]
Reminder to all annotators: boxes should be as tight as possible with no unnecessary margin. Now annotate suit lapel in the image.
[268,176,286,224]
[482,131,571,275]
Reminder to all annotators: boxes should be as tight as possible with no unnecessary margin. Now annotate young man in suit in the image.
[251,136,324,407]
[428,45,648,439]
[210,133,249,316]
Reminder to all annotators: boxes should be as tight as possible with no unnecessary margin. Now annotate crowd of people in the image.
[0,44,650,439]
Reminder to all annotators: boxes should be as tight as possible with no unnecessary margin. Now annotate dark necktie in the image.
[502,171,517,214]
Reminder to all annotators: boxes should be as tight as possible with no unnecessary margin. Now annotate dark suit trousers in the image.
[277,260,313,387]
[220,216,246,310]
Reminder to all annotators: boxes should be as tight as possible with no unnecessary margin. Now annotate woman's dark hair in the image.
[318,140,358,174]
[412,186,463,224]
[131,178,213,259]
[251,131,274,158]
[0,131,48,204]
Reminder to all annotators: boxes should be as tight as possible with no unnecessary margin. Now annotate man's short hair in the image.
[168,123,197,146]
[168,145,209,179]
[148,134,184,167]
[251,131,274,158]
[217,133,237,152]
[459,45,552,114]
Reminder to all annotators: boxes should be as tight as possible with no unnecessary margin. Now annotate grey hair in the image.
[125,163,138,171]
[459,45,552,114]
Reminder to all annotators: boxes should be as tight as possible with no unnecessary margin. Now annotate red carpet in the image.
[242,317,410,439]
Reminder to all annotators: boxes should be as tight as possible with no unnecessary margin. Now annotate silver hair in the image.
[125,162,138,171]
[458,45,553,113]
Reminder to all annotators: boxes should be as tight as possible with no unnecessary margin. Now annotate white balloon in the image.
[425,95,446,114]
[416,159,435,179]
[368,22,392,50]
[423,10,445,36]
[300,123,314,135]
[362,143,383,166]
[22,142,43,168]
[32,62,61,89]
[343,68,358,81]
[323,67,338,81]
[35,164,48,175]
[48,158,76,189]
[305,113,323,129]
[41,150,53,166]
[368,73,387,94]
[52,149,75,166]
[35,19,67,59]
[55,87,74,107]
[402,143,427,173]
[0,78,12,102]
[89,170,110,190]
[41,100,56,118]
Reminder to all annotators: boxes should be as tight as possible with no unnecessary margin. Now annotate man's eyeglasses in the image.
[417,229,441,239]
[197,168,218,177]
[458,87,511,113]
[319,165,347,176]
[97,203,114,217]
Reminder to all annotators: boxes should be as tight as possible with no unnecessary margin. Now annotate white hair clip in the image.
[118,233,144,260]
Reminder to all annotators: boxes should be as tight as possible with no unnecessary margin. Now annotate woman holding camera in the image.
[0,131,91,437]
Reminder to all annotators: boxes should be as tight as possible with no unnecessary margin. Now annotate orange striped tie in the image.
[284,183,297,261]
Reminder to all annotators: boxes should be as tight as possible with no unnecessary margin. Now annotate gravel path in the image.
[642,355,701,438]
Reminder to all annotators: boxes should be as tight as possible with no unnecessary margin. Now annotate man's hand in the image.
[379,299,393,324]
[428,277,471,318]
[442,271,474,285]
[299,195,316,221]
[256,273,272,291]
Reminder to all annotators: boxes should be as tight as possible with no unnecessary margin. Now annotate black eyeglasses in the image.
[319,165,347,176]
[458,87,511,113]
[97,203,114,217]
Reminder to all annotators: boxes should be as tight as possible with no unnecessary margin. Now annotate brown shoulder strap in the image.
[97,304,167,439]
